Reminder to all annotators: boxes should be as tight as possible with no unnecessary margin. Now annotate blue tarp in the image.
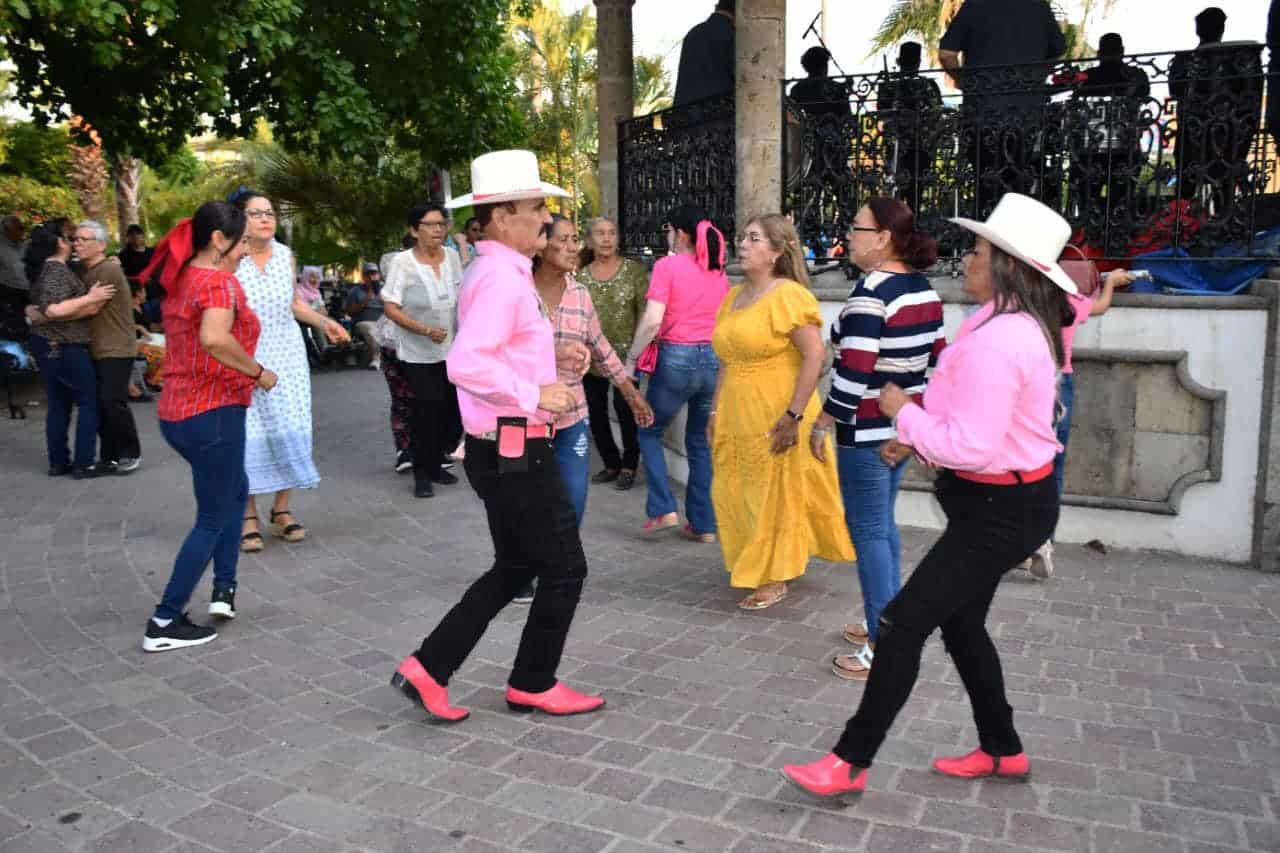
[1129,227,1280,295]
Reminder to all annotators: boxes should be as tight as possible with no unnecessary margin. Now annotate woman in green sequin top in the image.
[575,217,649,490]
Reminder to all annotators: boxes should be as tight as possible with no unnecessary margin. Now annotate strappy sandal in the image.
[270,509,306,542]
[737,583,787,611]
[240,515,264,553]
[843,620,870,644]
[832,645,874,681]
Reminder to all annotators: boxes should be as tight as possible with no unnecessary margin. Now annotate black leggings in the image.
[834,471,1059,766]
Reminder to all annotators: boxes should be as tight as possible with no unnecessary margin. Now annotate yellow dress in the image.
[711,280,854,589]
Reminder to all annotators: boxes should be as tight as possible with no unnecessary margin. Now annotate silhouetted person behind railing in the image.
[1169,6,1264,207]
[790,46,852,119]
[878,42,943,205]
[939,0,1066,218]
[1069,33,1152,248]
[673,0,735,108]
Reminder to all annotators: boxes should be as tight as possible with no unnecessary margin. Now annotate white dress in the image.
[236,241,320,494]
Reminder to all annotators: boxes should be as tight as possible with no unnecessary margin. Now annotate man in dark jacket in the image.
[939,0,1066,216]
[673,1,734,107]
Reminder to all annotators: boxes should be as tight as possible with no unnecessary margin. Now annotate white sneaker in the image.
[1027,541,1054,580]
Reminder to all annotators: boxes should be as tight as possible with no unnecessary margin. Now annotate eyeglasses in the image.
[848,226,881,233]
[417,220,448,229]
[246,210,276,220]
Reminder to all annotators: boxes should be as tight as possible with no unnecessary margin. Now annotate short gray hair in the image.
[78,220,108,242]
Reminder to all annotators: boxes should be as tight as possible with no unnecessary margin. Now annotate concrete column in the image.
[594,0,634,222]
[735,0,786,235]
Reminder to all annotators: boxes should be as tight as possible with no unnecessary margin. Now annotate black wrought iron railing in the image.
[617,94,735,255]
[784,47,1274,265]
[616,48,1277,264]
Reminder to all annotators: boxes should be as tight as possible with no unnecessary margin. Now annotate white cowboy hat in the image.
[949,193,1079,295]
[446,150,569,210]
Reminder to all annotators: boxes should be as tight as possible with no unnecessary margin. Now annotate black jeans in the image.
[583,373,638,471]
[833,471,1058,767]
[415,435,587,693]
[401,361,462,484]
[95,356,141,462]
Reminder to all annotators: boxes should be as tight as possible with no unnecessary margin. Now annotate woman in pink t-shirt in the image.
[623,205,730,538]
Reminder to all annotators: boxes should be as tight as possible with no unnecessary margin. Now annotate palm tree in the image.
[633,55,673,115]
[511,1,597,220]
[866,0,964,67]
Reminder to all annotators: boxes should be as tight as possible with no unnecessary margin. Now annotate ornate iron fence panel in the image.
[783,48,1274,265]
[618,95,735,255]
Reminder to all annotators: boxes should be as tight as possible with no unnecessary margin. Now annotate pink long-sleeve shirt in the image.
[447,240,556,435]
[895,302,1061,474]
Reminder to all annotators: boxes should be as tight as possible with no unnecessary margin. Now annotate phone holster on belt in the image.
[496,416,530,473]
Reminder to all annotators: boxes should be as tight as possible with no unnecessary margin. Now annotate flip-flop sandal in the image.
[270,509,306,542]
[843,620,870,644]
[832,646,874,681]
[240,515,264,553]
[737,585,787,611]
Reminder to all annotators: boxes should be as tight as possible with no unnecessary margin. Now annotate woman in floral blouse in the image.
[576,217,649,490]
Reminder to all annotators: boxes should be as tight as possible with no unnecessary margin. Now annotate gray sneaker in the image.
[116,456,142,474]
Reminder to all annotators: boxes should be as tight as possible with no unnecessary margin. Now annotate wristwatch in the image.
[785,409,803,422]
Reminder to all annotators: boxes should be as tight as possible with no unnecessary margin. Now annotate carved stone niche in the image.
[901,349,1225,515]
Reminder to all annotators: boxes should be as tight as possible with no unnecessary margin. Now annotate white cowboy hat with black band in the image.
[949,193,1079,295]
[446,149,570,210]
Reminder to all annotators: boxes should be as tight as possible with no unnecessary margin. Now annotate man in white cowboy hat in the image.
[389,150,607,722]
[782,192,1075,800]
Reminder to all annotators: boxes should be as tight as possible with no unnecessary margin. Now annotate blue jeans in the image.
[637,343,718,534]
[29,336,98,468]
[838,445,907,645]
[156,406,249,620]
[1052,372,1074,497]
[553,418,591,527]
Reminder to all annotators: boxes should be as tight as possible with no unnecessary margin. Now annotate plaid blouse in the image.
[548,277,628,429]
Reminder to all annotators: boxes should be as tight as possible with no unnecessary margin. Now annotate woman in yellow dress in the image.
[709,214,854,610]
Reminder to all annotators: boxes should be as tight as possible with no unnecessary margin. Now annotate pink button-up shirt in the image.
[447,240,556,435]
[895,302,1061,474]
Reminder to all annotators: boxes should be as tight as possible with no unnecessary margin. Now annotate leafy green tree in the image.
[0,0,529,237]
[0,122,72,187]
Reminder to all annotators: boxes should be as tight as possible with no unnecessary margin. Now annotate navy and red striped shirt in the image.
[824,270,945,447]
[158,267,261,422]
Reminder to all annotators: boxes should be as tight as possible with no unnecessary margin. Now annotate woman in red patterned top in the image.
[139,201,278,653]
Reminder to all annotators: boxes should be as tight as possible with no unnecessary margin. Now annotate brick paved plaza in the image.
[1,369,1279,853]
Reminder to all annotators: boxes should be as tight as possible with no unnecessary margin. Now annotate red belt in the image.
[472,422,556,441]
[952,462,1054,486]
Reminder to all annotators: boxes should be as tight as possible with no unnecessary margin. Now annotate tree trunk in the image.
[111,154,143,243]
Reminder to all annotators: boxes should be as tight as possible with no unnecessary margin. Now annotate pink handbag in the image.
[636,341,658,374]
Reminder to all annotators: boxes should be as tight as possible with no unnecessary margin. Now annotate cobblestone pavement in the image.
[1,368,1279,853]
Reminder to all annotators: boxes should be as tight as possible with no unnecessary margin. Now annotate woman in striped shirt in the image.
[141,202,277,653]
[812,197,945,681]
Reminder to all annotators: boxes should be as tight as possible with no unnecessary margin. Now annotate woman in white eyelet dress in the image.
[232,190,349,550]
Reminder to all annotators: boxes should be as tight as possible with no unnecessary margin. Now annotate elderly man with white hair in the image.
[76,219,142,474]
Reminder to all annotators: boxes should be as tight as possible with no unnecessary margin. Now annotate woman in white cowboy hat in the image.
[781,193,1076,800]
[389,150,606,722]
